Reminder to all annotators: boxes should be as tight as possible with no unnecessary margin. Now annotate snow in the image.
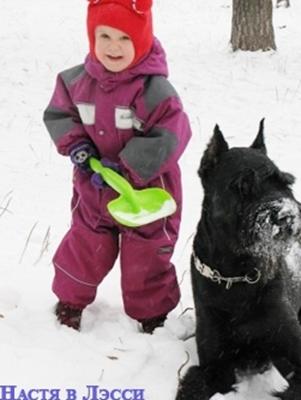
[286,241,301,281]
[1,0,301,399]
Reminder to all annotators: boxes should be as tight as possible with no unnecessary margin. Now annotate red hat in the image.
[87,0,153,66]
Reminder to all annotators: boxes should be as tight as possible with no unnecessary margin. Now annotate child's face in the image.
[94,26,135,72]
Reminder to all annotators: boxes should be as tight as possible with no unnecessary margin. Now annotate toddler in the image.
[43,0,192,332]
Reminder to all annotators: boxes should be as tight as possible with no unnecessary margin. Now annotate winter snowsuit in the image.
[43,38,192,320]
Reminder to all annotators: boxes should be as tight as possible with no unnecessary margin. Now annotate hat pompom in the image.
[132,0,152,13]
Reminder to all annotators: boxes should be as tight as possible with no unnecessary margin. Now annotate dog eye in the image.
[238,181,251,197]
[230,172,258,199]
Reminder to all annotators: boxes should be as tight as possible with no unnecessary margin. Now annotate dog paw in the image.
[175,366,230,400]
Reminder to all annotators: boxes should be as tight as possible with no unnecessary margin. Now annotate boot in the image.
[139,314,167,334]
[55,301,83,331]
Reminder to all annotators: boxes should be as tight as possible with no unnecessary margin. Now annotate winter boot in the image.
[55,301,83,331]
[139,314,167,334]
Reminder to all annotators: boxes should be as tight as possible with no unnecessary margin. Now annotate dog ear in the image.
[250,118,267,155]
[198,124,229,179]
[276,170,295,186]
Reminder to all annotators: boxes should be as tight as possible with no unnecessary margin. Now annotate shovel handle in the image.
[89,157,141,212]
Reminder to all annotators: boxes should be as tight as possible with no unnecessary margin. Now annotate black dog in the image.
[176,120,301,400]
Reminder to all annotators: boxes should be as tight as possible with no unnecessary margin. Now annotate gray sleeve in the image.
[120,127,178,181]
[119,76,184,183]
[144,75,178,114]
[43,106,78,143]
[43,64,89,154]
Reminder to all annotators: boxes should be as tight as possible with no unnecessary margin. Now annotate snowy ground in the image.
[1,0,301,398]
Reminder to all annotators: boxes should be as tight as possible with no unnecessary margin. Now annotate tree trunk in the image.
[276,0,290,8]
[231,0,276,51]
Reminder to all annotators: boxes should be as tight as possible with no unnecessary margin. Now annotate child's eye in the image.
[121,36,131,41]
[100,33,110,39]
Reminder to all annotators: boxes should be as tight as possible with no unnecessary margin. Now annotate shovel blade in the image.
[108,188,177,227]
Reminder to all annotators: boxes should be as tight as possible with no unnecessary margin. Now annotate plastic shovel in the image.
[89,157,177,227]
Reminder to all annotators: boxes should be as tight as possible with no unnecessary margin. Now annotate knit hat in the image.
[87,0,153,66]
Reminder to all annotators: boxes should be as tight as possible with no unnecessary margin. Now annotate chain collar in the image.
[193,252,261,290]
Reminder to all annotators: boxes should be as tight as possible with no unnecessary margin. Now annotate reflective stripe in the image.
[43,106,75,142]
[120,127,178,180]
[114,106,144,131]
[54,262,98,287]
[115,106,133,129]
[76,103,96,125]
[144,76,178,113]
[160,175,172,241]
[60,64,85,86]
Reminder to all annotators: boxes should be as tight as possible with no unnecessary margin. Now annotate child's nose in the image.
[108,41,121,53]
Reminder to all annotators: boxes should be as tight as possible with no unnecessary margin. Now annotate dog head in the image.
[199,120,301,280]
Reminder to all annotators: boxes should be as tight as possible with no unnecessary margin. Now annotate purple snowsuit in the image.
[43,39,192,320]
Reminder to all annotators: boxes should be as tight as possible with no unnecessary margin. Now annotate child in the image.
[43,0,192,333]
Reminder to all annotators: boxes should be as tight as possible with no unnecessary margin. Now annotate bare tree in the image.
[276,0,290,7]
[231,0,276,51]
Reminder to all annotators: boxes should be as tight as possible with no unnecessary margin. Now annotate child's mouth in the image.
[107,55,123,61]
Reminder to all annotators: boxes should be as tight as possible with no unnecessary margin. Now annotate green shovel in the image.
[89,157,177,227]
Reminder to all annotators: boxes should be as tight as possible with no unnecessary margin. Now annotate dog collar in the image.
[193,252,261,290]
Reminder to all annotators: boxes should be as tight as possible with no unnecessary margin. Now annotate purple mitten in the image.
[69,141,99,171]
[101,158,121,173]
[90,158,121,190]
[90,173,105,189]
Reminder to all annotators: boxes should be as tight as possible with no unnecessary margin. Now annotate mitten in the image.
[69,141,99,171]
[90,173,105,189]
[90,158,121,189]
[101,158,121,173]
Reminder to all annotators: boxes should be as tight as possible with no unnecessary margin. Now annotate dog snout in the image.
[252,199,301,241]
[272,206,301,238]
[274,213,295,236]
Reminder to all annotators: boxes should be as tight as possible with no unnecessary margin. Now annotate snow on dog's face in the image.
[244,198,301,280]
[199,120,301,281]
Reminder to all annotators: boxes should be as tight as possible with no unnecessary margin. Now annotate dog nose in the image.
[271,208,300,237]
[275,214,294,235]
